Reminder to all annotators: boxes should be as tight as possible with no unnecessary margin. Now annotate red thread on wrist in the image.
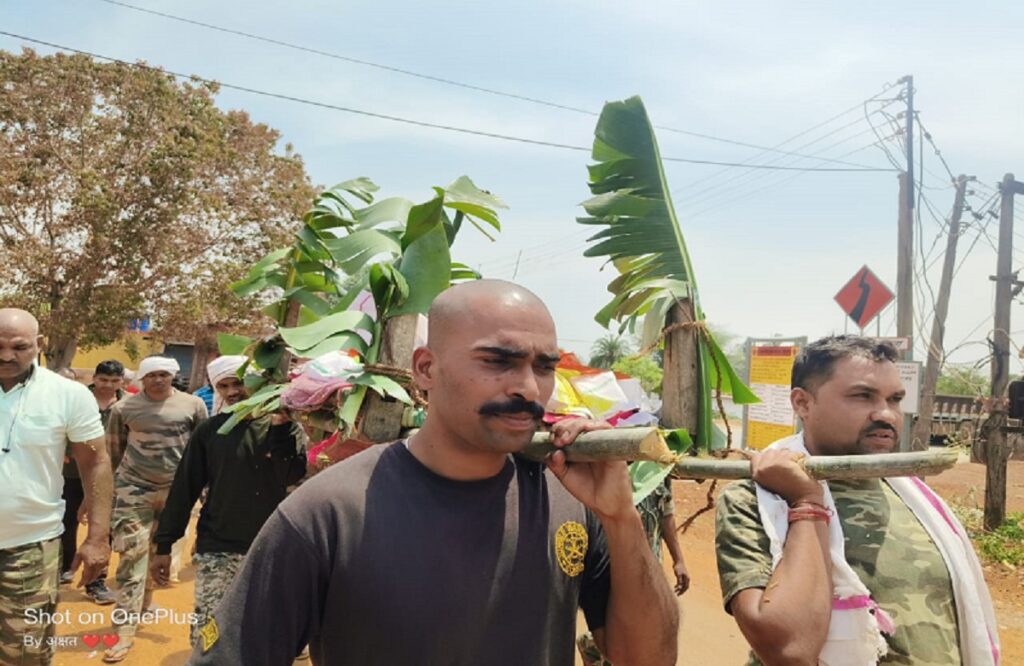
[787,508,831,526]
[789,498,829,512]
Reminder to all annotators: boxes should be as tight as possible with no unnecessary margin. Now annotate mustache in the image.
[863,422,897,436]
[478,397,545,420]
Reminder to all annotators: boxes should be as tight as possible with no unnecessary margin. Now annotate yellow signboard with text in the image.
[745,345,799,450]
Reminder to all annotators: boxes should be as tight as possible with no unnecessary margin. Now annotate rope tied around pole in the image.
[633,319,709,359]
[364,363,429,407]
[636,316,733,450]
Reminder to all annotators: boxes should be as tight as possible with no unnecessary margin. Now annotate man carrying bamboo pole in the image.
[187,279,678,666]
[715,336,1000,665]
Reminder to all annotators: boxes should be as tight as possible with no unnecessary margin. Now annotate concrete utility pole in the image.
[896,75,915,346]
[896,172,914,342]
[912,175,970,450]
[984,173,1024,530]
[895,75,915,451]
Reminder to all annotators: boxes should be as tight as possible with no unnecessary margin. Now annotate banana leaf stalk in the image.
[578,97,760,451]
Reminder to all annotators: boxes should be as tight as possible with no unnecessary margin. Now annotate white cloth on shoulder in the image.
[886,476,1000,665]
[754,433,999,665]
[755,433,890,665]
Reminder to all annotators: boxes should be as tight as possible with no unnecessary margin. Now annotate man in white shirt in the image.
[0,308,113,666]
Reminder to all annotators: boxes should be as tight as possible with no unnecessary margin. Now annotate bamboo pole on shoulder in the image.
[673,447,960,480]
[296,418,961,479]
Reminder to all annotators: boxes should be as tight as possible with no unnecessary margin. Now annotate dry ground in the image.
[49,461,1024,665]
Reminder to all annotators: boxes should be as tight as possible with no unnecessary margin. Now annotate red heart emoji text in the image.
[102,634,119,649]
[82,635,100,649]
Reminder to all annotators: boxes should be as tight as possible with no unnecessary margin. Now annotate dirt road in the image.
[51,461,1022,665]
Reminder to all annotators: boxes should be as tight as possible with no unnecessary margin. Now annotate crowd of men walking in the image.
[0,276,1008,665]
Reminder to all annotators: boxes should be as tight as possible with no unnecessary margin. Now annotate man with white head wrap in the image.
[152,354,306,649]
[103,355,208,662]
[207,354,245,415]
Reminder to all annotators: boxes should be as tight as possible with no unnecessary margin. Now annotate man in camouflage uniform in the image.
[715,336,997,665]
[638,480,690,594]
[103,356,207,662]
[0,309,113,666]
[151,355,306,647]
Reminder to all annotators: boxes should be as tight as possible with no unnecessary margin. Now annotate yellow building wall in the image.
[68,334,165,374]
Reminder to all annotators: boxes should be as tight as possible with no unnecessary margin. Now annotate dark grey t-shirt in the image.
[189,442,611,666]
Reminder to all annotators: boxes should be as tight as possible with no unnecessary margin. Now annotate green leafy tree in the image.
[0,48,314,369]
[589,334,633,369]
[937,364,990,397]
[612,355,663,396]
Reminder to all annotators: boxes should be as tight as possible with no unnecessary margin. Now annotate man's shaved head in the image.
[0,308,40,337]
[411,280,561,470]
[0,308,42,390]
[427,280,552,351]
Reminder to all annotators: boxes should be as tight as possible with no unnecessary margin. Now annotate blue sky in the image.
[4,0,1023,374]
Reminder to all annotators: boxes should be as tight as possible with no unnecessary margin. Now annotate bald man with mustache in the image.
[189,280,679,666]
[0,308,113,665]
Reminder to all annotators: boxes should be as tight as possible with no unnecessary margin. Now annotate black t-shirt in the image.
[153,413,306,556]
[188,442,612,666]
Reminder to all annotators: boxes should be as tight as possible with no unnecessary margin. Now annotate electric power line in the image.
[673,115,894,214]
[916,115,956,184]
[680,125,896,220]
[0,31,897,173]
[864,98,905,170]
[670,92,900,198]
[87,0,886,171]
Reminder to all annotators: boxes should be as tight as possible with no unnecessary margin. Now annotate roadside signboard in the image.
[835,266,894,329]
[871,336,911,353]
[743,342,802,449]
[896,361,921,414]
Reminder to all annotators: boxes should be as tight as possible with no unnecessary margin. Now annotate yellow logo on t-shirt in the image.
[555,520,588,577]
[199,617,220,653]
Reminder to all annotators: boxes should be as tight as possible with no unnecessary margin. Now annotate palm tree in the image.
[589,334,633,369]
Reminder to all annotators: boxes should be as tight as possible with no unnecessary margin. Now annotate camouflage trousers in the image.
[0,536,61,665]
[110,480,168,639]
[190,552,245,647]
[576,632,614,666]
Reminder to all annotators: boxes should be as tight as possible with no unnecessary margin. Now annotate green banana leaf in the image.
[442,175,506,239]
[389,221,451,317]
[579,96,757,451]
[217,333,254,356]
[322,229,402,275]
[355,197,415,230]
[216,383,287,435]
[630,460,674,505]
[278,311,375,354]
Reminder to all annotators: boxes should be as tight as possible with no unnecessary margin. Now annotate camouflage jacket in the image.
[715,478,962,665]
[107,389,208,489]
